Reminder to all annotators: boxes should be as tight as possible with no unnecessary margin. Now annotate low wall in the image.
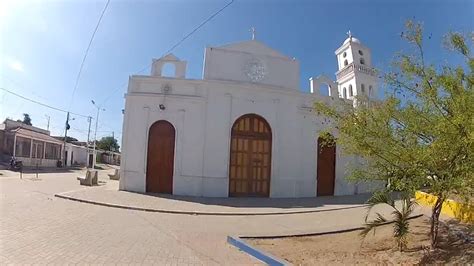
[415,191,473,224]
[16,157,58,167]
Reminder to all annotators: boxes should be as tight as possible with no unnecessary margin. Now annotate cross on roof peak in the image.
[249,27,256,40]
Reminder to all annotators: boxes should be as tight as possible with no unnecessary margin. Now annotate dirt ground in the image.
[247,217,473,265]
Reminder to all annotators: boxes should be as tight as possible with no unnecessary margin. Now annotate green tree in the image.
[96,136,120,152]
[314,21,473,248]
[17,113,32,126]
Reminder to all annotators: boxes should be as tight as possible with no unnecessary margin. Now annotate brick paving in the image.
[0,170,256,264]
[0,168,423,264]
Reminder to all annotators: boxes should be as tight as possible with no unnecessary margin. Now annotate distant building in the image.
[0,119,63,167]
[96,150,121,166]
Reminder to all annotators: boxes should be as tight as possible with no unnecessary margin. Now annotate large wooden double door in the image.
[146,120,175,194]
[229,114,272,197]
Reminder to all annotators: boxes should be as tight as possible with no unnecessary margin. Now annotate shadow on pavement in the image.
[18,167,84,174]
[121,191,372,209]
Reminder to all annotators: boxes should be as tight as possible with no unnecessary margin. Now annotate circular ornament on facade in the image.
[162,84,172,93]
[243,58,266,82]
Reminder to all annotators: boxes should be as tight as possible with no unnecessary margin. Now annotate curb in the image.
[239,214,424,239]
[54,192,368,216]
[227,236,290,266]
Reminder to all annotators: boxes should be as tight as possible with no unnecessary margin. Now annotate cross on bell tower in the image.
[346,30,353,42]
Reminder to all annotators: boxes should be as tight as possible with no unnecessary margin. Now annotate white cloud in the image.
[9,60,24,72]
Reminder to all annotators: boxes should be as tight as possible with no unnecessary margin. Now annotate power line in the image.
[68,0,111,109]
[0,87,91,119]
[163,0,235,57]
[99,0,234,106]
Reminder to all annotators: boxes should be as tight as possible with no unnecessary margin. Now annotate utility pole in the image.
[91,100,105,170]
[45,114,50,131]
[62,112,70,167]
[111,131,115,152]
[86,116,92,168]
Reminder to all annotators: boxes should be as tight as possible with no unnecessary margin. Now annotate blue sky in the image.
[1,0,473,145]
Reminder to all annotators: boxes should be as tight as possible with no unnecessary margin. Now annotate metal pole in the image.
[62,112,69,167]
[92,108,100,170]
[13,135,17,157]
[86,116,92,168]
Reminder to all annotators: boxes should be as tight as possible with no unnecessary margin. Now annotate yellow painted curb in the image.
[415,191,473,224]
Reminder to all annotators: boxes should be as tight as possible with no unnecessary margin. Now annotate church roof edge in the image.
[210,39,292,60]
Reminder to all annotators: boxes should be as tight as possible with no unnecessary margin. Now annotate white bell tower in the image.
[335,31,377,102]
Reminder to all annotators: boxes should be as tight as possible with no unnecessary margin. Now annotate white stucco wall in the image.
[203,41,300,90]
[65,144,88,166]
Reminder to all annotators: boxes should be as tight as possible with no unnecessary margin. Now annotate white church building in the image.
[119,33,378,198]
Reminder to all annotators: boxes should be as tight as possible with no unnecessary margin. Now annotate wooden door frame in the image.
[228,114,272,197]
[146,120,176,194]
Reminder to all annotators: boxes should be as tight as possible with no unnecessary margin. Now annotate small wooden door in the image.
[146,120,175,194]
[316,137,336,196]
[229,114,272,197]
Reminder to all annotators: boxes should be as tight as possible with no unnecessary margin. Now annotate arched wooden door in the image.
[229,114,272,197]
[146,120,175,194]
[316,137,336,196]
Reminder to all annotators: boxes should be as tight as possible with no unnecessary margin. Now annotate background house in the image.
[64,143,88,167]
[0,119,63,167]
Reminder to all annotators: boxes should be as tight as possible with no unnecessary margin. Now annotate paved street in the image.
[0,168,420,265]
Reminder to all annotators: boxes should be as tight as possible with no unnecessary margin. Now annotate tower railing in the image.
[336,62,376,80]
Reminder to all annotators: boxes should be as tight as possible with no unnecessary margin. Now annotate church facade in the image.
[119,34,378,198]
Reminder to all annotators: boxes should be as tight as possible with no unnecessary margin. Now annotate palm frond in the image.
[392,195,415,251]
[364,191,395,222]
[360,212,388,238]
[362,191,416,252]
[367,190,395,207]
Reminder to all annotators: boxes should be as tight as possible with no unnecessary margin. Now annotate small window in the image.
[344,59,348,66]
[358,50,363,55]
[361,84,365,93]
[349,85,353,97]
[360,58,365,65]
[343,87,347,98]
[369,85,373,96]
[343,52,347,58]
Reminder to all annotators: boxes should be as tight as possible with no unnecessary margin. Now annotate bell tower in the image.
[335,31,377,102]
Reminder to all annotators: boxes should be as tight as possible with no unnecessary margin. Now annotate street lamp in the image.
[91,100,105,169]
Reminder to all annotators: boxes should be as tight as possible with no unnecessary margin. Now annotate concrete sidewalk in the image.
[56,180,374,215]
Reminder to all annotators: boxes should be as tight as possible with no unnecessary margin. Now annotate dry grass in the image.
[247,217,473,265]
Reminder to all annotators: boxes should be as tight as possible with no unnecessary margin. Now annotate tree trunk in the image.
[430,196,444,248]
